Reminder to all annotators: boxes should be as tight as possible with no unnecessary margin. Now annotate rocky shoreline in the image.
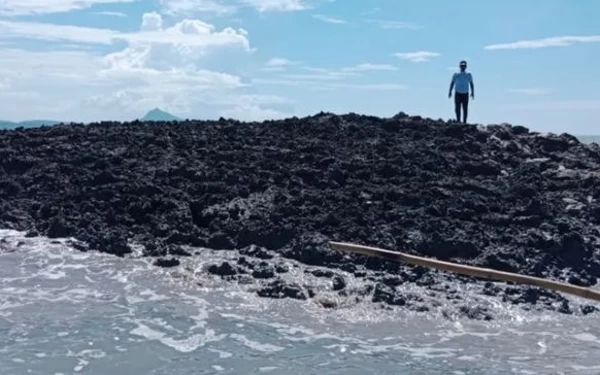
[1,112,600,320]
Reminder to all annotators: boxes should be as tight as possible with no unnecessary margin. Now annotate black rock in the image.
[0,112,599,317]
[372,283,406,306]
[257,279,308,300]
[310,269,335,278]
[332,275,346,291]
[581,305,599,315]
[154,258,180,268]
[208,261,238,276]
[252,264,276,279]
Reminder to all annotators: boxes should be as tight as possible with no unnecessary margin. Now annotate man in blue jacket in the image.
[448,60,474,123]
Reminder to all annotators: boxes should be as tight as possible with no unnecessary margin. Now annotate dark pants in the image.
[454,93,469,123]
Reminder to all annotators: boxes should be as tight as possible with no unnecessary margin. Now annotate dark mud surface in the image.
[2,112,600,320]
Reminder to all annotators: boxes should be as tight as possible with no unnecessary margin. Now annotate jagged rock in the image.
[154,258,180,268]
[581,305,599,315]
[252,264,276,279]
[240,245,275,260]
[0,113,599,319]
[459,305,493,321]
[309,269,335,278]
[372,283,406,306]
[257,279,308,300]
[332,275,346,291]
[47,217,74,238]
[208,261,238,276]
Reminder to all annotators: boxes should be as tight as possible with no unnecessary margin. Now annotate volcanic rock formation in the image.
[1,112,600,319]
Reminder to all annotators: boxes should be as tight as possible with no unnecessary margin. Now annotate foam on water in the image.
[1,229,600,374]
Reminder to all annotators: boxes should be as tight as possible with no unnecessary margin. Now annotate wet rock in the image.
[81,232,132,257]
[154,258,180,268]
[0,112,599,315]
[503,287,542,305]
[381,276,404,288]
[558,300,573,315]
[372,283,406,306]
[415,234,480,261]
[275,264,289,274]
[309,269,335,278]
[332,275,346,291]
[207,232,236,250]
[25,230,39,238]
[252,264,276,279]
[459,305,493,321]
[240,245,275,260]
[257,279,308,300]
[208,261,238,276]
[318,298,338,309]
[581,305,599,315]
[282,232,341,267]
[47,217,74,238]
[482,282,501,296]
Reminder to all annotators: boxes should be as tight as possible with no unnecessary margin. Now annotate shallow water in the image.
[1,229,600,374]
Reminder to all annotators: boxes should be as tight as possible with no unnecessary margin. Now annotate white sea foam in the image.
[1,228,600,374]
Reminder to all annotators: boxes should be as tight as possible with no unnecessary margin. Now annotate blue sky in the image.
[0,0,599,134]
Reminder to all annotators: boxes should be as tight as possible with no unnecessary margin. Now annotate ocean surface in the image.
[2,229,600,375]
[577,135,600,144]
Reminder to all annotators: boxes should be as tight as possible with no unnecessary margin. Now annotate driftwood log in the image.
[329,241,600,303]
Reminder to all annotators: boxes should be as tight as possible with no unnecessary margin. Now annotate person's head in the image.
[459,60,467,72]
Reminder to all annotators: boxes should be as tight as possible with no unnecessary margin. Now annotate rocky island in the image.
[1,112,599,320]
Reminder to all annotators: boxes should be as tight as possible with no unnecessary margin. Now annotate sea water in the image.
[577,135,600,144]
[1,229,600,374]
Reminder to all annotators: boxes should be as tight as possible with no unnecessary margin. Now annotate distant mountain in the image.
[0,119,61,129]
[139,108,181,122]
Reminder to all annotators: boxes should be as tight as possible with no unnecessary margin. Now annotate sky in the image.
[0,0,599,134]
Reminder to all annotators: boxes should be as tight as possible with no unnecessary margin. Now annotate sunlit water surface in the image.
[1,230,600,375]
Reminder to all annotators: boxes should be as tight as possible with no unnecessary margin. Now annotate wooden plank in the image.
[329,241,600,303]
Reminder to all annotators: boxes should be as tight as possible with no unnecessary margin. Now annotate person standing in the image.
[448,60,474,123]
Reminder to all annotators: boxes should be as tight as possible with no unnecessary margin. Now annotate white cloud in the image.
[312,14,346,24]
[508,88,554,95]
[242,0,308,12]
[266,57,299,67]
[335,83,406,90]
[262,57,301,72]
[0,0,136,16]
[369,20,421,30]
[485,35,600,50]
[0,16,251,50]
[0,46,287,122]
[394,51,440,62]
[141,12,163,31]
[0,77,11,90]
[0,20,118,44]
[159,0,236,16]
[280,73,348,81]
[0,13,290,123]
[0,48,107,120]
[280,66,356,80]
[93,11,127,17]
[253,78,407,91]
[268,63,397,81]
[222,102,289,121]
[342,63,397,72]
[160,0,308,15]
